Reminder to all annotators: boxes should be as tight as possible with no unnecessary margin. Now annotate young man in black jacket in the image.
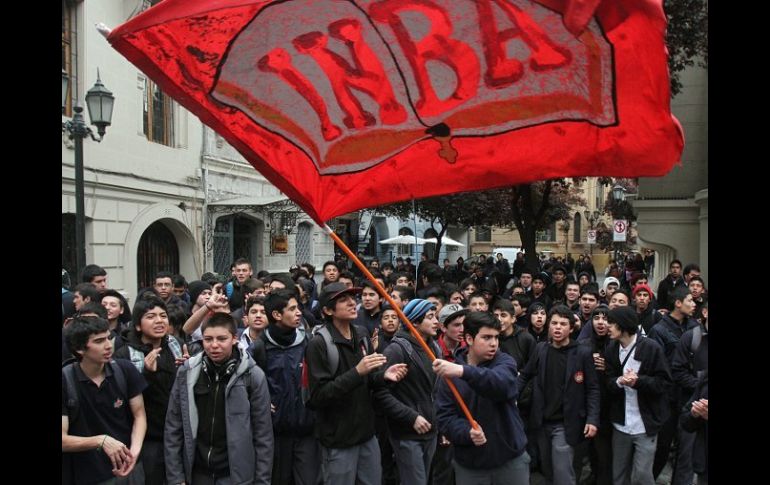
[518,304,600,485]
[374,299,441,485]
[305,282,407,485]
[605,306,672,485]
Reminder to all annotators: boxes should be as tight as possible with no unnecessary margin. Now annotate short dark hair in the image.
[322,261,339,272]
[394,271,414,283]
[81,264,106,283]
[459,278,477,291]
[580,283,601,300]
[548,304,577,328]
[165,303,188,338]
[670,286,691,307]
[265,289,295,324]
[463,311,501,339]
[245,295,266,312]
[132,293,167,330]
[75,301,108,319]
[670,259,683,269]
[424,287,447,304]
[300,263,315,276]
[683,263,700,276]
[201,312,238,336]
[338,271,355,282]
[233,257,251,268]
[493,299,514,314]
[468,292,487,303]
[422,263,443,283]
[688,275,705,286]
[242,278,264,293]
[74,283,100,302]
[381,262,394,271]
[64,316,110,361]
[392,285,415,302]
[172,274,187,288]
[154,271,174,283]
[512,294,531,309]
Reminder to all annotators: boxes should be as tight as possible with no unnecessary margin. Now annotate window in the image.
[423,228,438,260]
[137,221,179,289]
[573,213,582,242]
[143,78,175,146]
[62,1,74,116]
[536,221,557,242]
[475,227,491,242]
[596,182,605,209]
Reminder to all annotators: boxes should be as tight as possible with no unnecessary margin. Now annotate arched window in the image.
[137,221,179,290]
[573,212,582,242]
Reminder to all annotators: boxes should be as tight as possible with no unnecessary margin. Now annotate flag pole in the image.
[323,223,479,429]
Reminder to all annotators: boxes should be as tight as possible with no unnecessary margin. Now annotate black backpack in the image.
[62,359,127,426]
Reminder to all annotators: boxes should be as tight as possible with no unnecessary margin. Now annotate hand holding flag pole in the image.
[324,224,479,430]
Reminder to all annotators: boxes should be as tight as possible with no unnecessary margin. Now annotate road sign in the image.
[587,230,597,244]
[613,220,628,242]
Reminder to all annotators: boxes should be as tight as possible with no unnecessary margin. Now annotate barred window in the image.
[143,78,175,146]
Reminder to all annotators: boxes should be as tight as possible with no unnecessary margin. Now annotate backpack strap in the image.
[317,326,339,376]
[63,363,80,425]
[690,325,703,355]
[127,346,145,373]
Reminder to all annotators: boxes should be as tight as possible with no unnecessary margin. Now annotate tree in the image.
[665,0,708,95]
[594,178,638,253]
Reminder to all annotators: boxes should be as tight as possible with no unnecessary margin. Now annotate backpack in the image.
[688,325,706,379]
[301,324,370,404]
[127,336,184,373]
[62,359,127,426]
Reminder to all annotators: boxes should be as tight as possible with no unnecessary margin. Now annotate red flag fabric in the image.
[108,0,682,224]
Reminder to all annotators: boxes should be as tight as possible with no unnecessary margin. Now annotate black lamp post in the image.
[611,184,627,267]
[583,209,601,256]
[62,69,115,280]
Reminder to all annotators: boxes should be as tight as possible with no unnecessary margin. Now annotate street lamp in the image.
[611,184,627,268]
[561,219,570,259]
[62,69,115,280]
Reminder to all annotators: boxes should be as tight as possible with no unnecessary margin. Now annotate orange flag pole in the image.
[323,224,479,429]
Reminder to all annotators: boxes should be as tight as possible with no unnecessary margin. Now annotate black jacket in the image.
[680,372,708,480]
[671,324,708,399]
[656,274,686,310]
[373,331,438,440]
[604,336,672,436]
[518,340,601,446]
[305,323,380,448]
[113,332,181,442]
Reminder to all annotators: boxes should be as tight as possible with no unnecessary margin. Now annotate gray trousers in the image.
[389,437,436,485]
[672,426,696,485]
[273,434,321,485]
[321,436,381,485]
[539,423,575,485]
[453,452,530,485]
[190,472,232,485]
[612,429,657,485]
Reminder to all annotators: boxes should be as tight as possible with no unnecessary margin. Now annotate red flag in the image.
[108,0,682,224]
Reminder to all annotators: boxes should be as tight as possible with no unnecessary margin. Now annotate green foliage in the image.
[665,0,708,95]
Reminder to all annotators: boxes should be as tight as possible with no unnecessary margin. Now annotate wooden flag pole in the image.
[323,224,478,430]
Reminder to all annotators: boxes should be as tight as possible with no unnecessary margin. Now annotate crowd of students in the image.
[62,255,707,485]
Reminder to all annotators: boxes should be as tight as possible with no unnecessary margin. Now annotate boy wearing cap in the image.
[605,306,672,485]
[633,284,661,336]
[433,311,530,484]
[306,282,407,485]
[437,304,468,362]
[374,299,442,485]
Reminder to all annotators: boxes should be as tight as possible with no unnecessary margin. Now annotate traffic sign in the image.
[587,230,597,244]
[613,220,627,242]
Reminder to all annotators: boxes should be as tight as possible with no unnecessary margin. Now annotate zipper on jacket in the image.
[206,372,220,471]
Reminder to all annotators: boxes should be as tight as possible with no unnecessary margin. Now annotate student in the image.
[251,290,319,485]
[82,264,109,294]
[305,282,408,485]
[512,294,531,328]
[164,313,274,484]
[494,299,536,371]
[353,280,383,335]
[238,296,268,351]
[436,304,468,361]
[375,299,441,485]
[114,294,188,485]
[647,287,699,483]
[374,303,401,354]
[576,304,613,485]
[467,292,489,312]
[604,306,672,485]
[527,302,549,344]
[680,371,708,485]
[433,312,530,484]
[519,305,600,485]
[632,284,661,336]
[62,316,148,484]
[390,285,415,310]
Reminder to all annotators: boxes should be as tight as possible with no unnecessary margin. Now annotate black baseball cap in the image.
[319,282,361,308]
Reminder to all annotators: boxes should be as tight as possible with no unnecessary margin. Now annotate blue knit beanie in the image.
[403,298,436,323]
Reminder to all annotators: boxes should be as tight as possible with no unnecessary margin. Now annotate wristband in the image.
[97,434,108,451]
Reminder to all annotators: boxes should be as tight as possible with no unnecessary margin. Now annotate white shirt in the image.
[613,334,646,435]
